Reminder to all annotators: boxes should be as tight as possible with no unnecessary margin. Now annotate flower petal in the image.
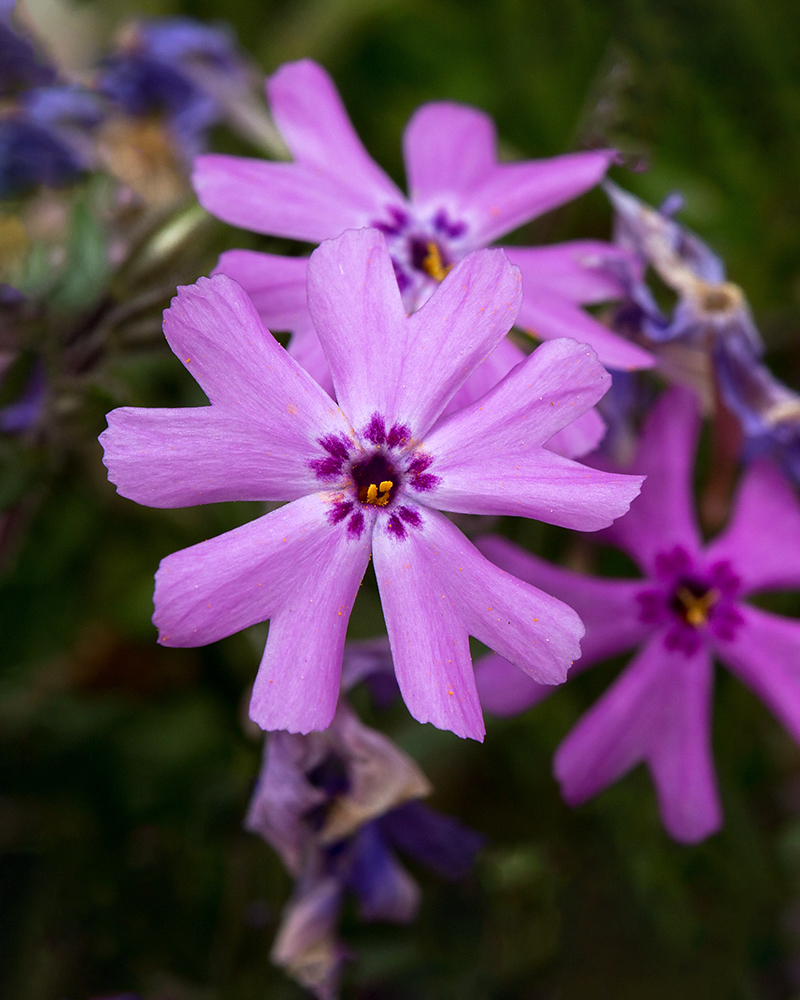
[212,250,333,392]
[602,385,703,573]
[707,459,800,593]
[477,535,651,665]
[403,101,495,205]
[245,731,325,874]
[271,875,346,1000]
[474,652,550,717]
[718,604,800,746]
[463,149,614,247]
[101,406,327,506]
[347,823,420,923]
[154,493,373,733]
[161,274,341,422]
[544,406,606,459]
[554,637,721,843]
[268,59,402,208]
[371,510,483,741]
[379,800,485,880]
[372,507,583,740]
[443,336,526,416]
[212,249,309,332]
[505,240,638,304]
[421,339,643,529]
[307,229,521,436]
[193,155,385,242]
[515,291,655,371]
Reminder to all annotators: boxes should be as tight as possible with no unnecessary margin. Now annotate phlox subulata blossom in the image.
[193,58,653,390]
[475,386,800,841]
[100,227,642,740]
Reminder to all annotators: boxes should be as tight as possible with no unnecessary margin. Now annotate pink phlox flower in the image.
[194,57,654,393]
[100,228,643,740]
[475,385,800,842]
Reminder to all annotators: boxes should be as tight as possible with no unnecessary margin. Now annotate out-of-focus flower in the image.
[246,701,483,1000]
[196,58,653,386]
[475,386,800,843]
[0,6,101,199]
[0,85,101,199]
[603,181,763,353]
[100,229,642,739]
[712,319,800,484]
[600,182,800,483]
[96,16,280,204]
[0,3,55,97]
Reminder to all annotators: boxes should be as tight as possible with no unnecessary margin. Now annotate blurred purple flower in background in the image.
[100,228,642,739]
[195,58,654,387]
[0,0,55,97]
[603,181,763,352]
[246,701,483,999]
[475,386,800,842]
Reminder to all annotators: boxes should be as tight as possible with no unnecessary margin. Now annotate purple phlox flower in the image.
[197,58,653,379]
[97,17,259,163]
[712,325,800,484]
[601,181,763,355]
[246,701,482,999]
[0,9,101,197]
[100,228,643,740]
[0,8,56,97]
[0,81,102,199]
[97,55,216,162]
[475,385,800,843]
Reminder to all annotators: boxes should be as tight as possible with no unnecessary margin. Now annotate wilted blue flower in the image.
[713,329,800,483]
[246,701,483,999]
[602,181,763,355]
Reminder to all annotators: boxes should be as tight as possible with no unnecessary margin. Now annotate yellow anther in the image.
[361,480,394,507]
[676,586,719,627]
[421,242,454,283]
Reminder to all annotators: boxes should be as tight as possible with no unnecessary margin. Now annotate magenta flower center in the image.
[637,545,744,656]
[350,452,399,507]
[310,412,441,541]
[669,577,720,628]
[371,205,468,304]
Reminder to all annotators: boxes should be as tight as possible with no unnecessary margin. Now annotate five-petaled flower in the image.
[100,227,642,740]
[475,386,800,841]
[193,57,653,391]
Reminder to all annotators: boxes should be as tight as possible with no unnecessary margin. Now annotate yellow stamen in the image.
[676,586,719,627]
[421,242,453,282]
[361,481,394,507]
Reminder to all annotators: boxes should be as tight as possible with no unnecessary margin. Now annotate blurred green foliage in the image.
[2,0,800,998]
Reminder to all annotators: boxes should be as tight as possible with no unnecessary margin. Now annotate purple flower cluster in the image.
[94,47,800,996]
